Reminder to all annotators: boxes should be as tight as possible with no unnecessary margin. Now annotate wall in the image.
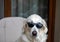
[0,0,4,19]
[54,0,60,42]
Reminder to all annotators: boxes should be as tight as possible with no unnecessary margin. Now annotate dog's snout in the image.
[32,31,37,36]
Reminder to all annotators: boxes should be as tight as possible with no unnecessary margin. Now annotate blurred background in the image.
[0,0,60,42]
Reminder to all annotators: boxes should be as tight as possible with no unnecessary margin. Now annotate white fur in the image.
[20,14,48,42]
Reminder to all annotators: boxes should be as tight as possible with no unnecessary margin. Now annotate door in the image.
[4,0,56,42]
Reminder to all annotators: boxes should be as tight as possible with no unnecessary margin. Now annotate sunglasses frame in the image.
[27,22,43,28]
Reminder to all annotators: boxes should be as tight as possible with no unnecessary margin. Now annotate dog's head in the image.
[23,14,48,39]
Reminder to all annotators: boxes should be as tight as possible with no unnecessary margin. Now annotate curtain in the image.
[11,0,48,21]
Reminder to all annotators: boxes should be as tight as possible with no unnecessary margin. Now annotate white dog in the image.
[20,14,48,42]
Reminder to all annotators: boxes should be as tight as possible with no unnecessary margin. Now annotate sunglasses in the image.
[27,22,43,28]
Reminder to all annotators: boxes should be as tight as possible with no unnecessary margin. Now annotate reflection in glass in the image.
[11,0,48,21]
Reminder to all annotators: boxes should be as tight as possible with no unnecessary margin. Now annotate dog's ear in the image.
[42,19,48,34]
[22,20,27,33]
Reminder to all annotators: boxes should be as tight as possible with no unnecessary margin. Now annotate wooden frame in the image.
[4,0,56,42]
[48,0,56,42]
[4,0,11,17]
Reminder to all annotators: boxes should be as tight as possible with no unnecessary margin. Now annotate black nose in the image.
[32,31,37,36]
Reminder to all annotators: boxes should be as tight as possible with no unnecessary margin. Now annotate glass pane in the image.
[0,0,4,19]
[11,0,48,22]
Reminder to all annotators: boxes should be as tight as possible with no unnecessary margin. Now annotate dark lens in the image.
[36,23,43,28]
[27,22,34,27]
